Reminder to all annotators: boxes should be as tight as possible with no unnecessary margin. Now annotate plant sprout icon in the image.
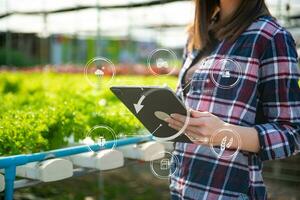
[219,136,233,155]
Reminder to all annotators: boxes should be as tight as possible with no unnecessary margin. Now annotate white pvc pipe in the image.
[0,173,4,192]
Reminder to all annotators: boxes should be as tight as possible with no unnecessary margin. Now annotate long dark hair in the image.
[188,0,271,52]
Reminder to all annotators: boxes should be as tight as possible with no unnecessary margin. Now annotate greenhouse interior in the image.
[0,0,300,199]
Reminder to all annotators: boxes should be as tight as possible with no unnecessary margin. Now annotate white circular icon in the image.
[177,57,216,99]
[84,57,116,88]
[209,58,242,89]
[147,48,178,76]
[209,128,241,159]
[150,151,179,179]
[84,125,117,152]
[138,88,191,142]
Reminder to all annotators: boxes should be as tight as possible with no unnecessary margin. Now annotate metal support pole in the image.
[40,14,48,65]
[96,0,101,56]
[4,166,16,200]
[98,172,104,200]
[5,0,12,66]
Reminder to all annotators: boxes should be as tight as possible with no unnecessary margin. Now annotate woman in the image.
[166,0,300,199]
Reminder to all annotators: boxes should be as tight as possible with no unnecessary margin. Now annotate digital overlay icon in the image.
[160,158,171,170]
[84,125,117,152]
[219,136,233,155]
[209,128,241,159]
[156,58,169,69]
[221,70,231,78]
[150,151,179,179]
[147,48,178,76]
[209,58,242,89]
[97,136,106,148]
[84,57,116,89]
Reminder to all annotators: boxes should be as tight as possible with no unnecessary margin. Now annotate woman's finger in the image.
[168,123,198,136]
[168,123,181,131]
[170,114,207,126]
[185,126,206,136]
[167,117,207,134]
[165,117,183,127]
[170,110,211,121]
[190,110,211,118]
[186,132,210,144]
[167,117,194,130]
[168,120,206,137]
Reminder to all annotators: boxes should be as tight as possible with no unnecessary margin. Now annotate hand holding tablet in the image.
[110,86,193,143]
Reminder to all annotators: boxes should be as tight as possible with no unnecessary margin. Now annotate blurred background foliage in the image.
[0,72,177,155]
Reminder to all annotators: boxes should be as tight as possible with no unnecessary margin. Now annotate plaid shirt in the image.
[170,16,300,200]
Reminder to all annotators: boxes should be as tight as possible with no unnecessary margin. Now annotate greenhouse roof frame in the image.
[0,0,299,47]
[0,0,188,19]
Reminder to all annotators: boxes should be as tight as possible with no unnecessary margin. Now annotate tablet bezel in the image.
[110,86,192,143]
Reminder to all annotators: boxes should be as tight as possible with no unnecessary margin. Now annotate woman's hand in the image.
[165,109,227,145]
[165,109,261,152]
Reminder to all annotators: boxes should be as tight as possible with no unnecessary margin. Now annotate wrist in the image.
[210,123,237,147]
[209,122,260,152]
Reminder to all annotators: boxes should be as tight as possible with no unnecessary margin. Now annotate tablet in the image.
[110,86,192,143]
